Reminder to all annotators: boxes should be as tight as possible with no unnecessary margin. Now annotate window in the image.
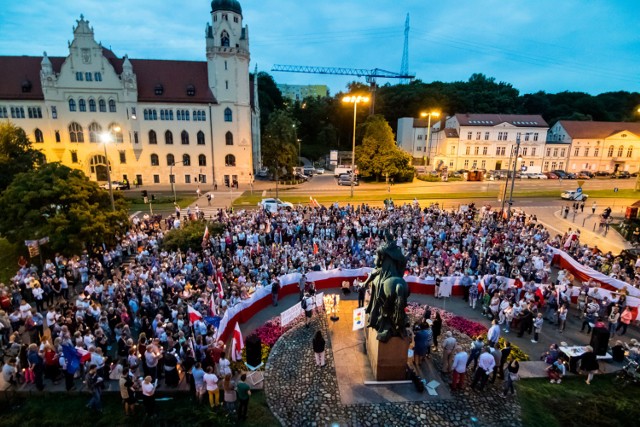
[182,154,191,166]
[417,135,422,140]
[524,133,530,142]
[177,109,190,121]
[98,99,106,112]
[186,85,196,96]
[225,131,233,146]
[0,107,7,118]
[150,154,159,166]
[416,146,422,151]
[198,154,207,166]
[131,107,137,119]
[55,130,60,142]
[88,122,102,143]
[465,147,470,155]
[594,147,599,157]
[224,107,232,122]
[153,175,160,183]
[165,130,173,145]
[531,148,536,156]
[144,109,158,120]
[607,145,614,157]
[574,148,579,156]
[467,132,472,140]
[169,175,175,184]
[79,99,86,112]
[71,151,78,163]
[551,162,557,170]
[472,160,477,169]
[167,154,175,166]
[148,130,157,144]
[553,148,558,157]
[197,131,205,145]
[221,31,230,47]
[185,175,191,184]
[584,147,589,157]
[233,16,238,23]
[464,159,469,168]
[34,128,44,143]
[559,162,564,170]
[76,72,83,81]
[450,146,456,155]
[69,122,84,143]
[546,148,551,157]
[69,99,76,112]
[476,132,481,140]
[474,146,479,155]
[27,107,42,118]
[481,160,486,169]
[94,72,102,81]
[119,151,126,164]
[561,148,566,157]
[503,132,508,141]
[484,132,489,140]
[627,147,633,158]
[85,72,92,81]
[521,147,528,156]
[194,110,205,121]
[155,84,164,96]
[225,154,236,166]
[181,130,189,145]
[134,131,139,144]
[543,161,549,171]
[109,123,123,143]
[10,107,25,118]
[160,109,173,120]
[533,133,539,141]
[496,147,506,156]
[529,161,534,167]
[482,147,488,155]
[108,99,116,112]
[89,99,96,112]
[618,146,624,157]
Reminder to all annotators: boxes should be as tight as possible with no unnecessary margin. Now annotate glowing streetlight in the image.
[342,95,369,197]
[100,130,117,211]
[420,111,440,167]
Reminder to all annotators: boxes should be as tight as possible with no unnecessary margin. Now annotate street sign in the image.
[576,187,582,193]
[577,179,585,188]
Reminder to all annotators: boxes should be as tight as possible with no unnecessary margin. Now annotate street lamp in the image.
[505,133,529,219]
[420,111,440,168]
[99,130,117,211]
[342,95,369,197]
[170,160,185,203]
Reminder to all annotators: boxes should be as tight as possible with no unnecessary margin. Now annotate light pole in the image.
[420,111,440,168]
[170,160,185,203]
[99,130,117,211]
[506,133,529,219]
[342,95,369,197]
[297,139,302,167]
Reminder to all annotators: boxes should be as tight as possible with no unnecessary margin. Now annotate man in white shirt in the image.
[450,346,469,391]
[471,346,495,391]
[487,320,501,347]
[441,332,457,374]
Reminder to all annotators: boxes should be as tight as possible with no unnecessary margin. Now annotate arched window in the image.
[79,98,86,112]
[627,147,633,158]
[224,107,232,122]
[69,122,84,143]
[108,99,116,112]
[90,155,109,181]
[225,154,236,167]
[34,128,44,143]
[198,154,207,166]
[221,31,230,47]
[148,130,157,144]
[618,146,624,157]
[181,130,189,145]
[89,98,96,112]
[88,122,102,143]
[69,99,76,112]
[607,145,614,157]
[165,130,173,145]
[167,154,175,166]
[197,131,205,145]
[225,131,233,146]
[183,154,191,166]
[98,99,106,112]
[150,154,159,166]
[109,123,123,143]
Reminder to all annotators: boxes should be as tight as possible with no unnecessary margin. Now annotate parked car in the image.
[544,172,559,179]
[100,181,127,190]
[259,198,293,212]
[611,171,631,179]
[315,168,325,175]
[566,173,577,179]
[579,170,594,178]
[561,190,589,201]
[303,166,316,176]
[294,172,309,181]
[576,171,592,179]
[595,171,611,177]
[530,173,547,179]
[256,167,269,178]
[552,170,569,179]
[337,175,358,186]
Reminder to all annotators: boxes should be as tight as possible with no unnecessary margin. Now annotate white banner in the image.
[281,302,303,327]
[353,307,366,331]
[315,292,324,308]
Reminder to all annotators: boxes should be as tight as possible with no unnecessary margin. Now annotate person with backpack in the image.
[303,293,314,327]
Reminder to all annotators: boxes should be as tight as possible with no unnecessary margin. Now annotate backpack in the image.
[301,298,308,310]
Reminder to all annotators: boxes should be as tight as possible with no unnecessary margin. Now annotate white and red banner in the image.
[231,322,244,362]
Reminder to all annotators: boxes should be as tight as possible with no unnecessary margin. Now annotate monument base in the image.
[366,327,410,381]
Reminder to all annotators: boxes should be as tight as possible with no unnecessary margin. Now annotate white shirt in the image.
[451,351,469,373]
[142,381,155,396]
[203,372,219,391]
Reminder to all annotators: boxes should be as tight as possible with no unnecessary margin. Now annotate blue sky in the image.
[1,0,638,96]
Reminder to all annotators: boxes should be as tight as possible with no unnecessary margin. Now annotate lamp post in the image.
[170,160,185,203]
[420,111,440,168]
[100,131,117,211]
[297,139,302,167]
[342,95,369,197]
[506,133,529,219]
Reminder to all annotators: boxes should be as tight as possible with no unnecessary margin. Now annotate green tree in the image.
[0,122,45,191]
[256,72,285,132]
[161,221,224,252]
[0,163,129,255]
[356,115,414,182]
[261,110,298,179]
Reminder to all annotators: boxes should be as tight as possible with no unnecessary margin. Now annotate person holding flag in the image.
[231,322,244,362]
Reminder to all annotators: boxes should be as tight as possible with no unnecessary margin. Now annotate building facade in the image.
[277,84,329,102]
[0,0,259,186]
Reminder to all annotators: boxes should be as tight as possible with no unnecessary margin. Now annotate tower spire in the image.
[400,13,410,84]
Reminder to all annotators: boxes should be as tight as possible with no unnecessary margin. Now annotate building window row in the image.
[147,130,207,146]
[143,108,207,122]
[67,122,123,144]
[160,109,174,121]
[149,153,208,167]
[75,72,103,82]
[69,98,115,113]
[10,107,25,119]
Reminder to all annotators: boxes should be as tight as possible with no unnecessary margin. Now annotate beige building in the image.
[277,84,329,102]
[0,0,259,187]
[547,121,640,174]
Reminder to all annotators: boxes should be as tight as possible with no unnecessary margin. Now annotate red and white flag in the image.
[187,305,203,325]
[231,322,244,361]
[216,273,225,300]
[202,225,210,247]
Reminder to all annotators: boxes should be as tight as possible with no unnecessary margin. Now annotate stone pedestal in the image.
[366,327,410,381]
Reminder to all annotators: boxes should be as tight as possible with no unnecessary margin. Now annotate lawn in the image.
[0,389,278,427]
[517,375,640,427]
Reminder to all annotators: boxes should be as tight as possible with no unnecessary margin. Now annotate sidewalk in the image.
[548,209,631,254]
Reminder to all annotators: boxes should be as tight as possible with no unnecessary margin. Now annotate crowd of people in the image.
[0,199,637,416]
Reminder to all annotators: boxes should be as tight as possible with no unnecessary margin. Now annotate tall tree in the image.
[0,122,45,191]
[256,72,285,132]
[0,163,129,255]
[261,110,298,179]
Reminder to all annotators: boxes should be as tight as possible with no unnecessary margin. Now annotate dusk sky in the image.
[1,0,638,96]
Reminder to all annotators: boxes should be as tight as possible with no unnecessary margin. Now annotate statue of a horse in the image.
[364,232,410,342]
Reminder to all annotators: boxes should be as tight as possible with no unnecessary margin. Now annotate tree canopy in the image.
[0,122,45,192]
[261,110,298,178]
[0,162,129,255]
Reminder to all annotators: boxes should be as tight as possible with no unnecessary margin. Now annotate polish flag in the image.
[217,274,225,300]
[202,225,210,247]
[188,305,203,325]
[231,322,244,361]
[477,279,485,295]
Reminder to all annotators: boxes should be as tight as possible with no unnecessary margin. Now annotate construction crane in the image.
[271,64,415,114]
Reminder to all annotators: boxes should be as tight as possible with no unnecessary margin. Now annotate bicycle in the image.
[612,358,640,388]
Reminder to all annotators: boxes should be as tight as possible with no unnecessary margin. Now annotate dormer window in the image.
[186,85,196,96]
[154,84,164,96]
[21,80,32,93]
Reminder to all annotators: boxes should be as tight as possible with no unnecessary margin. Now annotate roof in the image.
[557,120,640,139]
[211,0,242,15]
[0,53,217,104]
[442,128,459,138]
[455,113,548,128]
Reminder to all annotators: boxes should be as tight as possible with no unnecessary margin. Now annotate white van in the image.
[333,166,355,177]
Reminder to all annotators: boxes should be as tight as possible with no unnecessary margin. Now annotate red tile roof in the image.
[455,113,548,128]
[557,120,640,139]
[0,52,217,104]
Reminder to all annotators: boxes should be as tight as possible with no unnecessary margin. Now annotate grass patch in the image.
[0,237,26,283]
[517,375,640,427]
[127,195,197,213]
[0,389,278,427]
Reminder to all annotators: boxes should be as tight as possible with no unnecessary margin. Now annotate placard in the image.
[352,307,366,331]
[280,302,302,327]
